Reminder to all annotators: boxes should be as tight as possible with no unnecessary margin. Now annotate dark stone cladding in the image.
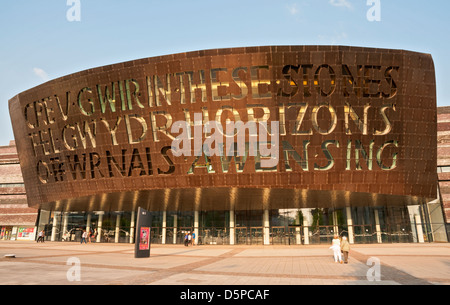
[8,46,437,212]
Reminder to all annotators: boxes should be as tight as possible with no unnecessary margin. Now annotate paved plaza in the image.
[0,241,449,285]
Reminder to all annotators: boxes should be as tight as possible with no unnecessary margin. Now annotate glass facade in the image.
[36,203,448,244]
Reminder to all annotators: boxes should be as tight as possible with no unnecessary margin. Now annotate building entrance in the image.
[36,204,448,244]
[235,227,264,245]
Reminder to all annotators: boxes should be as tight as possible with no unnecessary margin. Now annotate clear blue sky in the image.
[1,0,448,146]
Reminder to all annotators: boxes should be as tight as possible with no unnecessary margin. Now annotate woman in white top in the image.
[330,235,343,263]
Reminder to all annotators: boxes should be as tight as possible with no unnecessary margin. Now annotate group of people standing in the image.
[329,235,350,264]
[80,228,97,244]
[184,231,196,246]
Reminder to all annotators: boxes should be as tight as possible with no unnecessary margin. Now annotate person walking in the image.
[188,232,192,246]
[191,231,196,246]
[340,236,350,264]
[330,235,342,263]
[37,230,45,243]
[92,228,98,243]
[81,230,88,244]
[184,232,189,246]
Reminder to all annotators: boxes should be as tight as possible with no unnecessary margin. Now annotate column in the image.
[173,214,178,244]
[295,211,301,245]
[415,214,425,243]
[332,210,339,236]
[62,213,69,237]
[263,209,270,245]
[86,213,92,237]
[194,210,199,246]
[229,210,235,245]
[115,213,121,243]
[408,206,419,242]
[51,212,59,242]
[130,210,135,244]
[162,211,167,244]
[302,209,310,245]
[374,209,382,243]
[96,212,103,243]
[346,207,355,244]
[303,218,309,245]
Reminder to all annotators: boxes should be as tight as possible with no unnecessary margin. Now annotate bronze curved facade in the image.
[9,46,437,213]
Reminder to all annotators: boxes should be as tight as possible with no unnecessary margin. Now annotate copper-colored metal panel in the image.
[8,46,437,212]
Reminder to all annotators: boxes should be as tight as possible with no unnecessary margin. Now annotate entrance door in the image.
[388,224,413,243]
[234,227,264,245]
[250,227,263,245]
[150,227,162,244]
[353,225,375,244]
[235,227,249,245]
[165,227,175,244]
[309,226,336,244]
[271,226,287,245]
[202,228,214,245]
[200,227,228,245]
[287,226,303,245]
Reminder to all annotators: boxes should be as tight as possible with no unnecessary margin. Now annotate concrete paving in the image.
[0,241,449,285]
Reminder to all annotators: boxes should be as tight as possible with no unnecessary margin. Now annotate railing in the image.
[42,223,448,244]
